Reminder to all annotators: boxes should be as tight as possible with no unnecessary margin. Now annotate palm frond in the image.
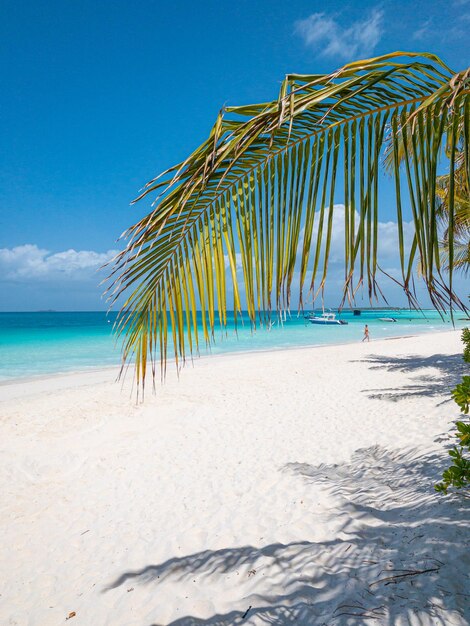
[106,52,470,387]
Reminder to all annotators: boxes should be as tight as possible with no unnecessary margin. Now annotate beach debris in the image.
[370,566,440,587]
[127,587,134,593]
[242,605,252,619]
[248,569,256,577]
[333,604,385,620]
[80,529,90,535]
[66,611,76,620]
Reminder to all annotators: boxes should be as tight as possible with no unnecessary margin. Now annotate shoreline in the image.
[0,325,465,393]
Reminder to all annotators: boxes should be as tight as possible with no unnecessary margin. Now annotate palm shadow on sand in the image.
[354,353,467,402]
[104,445,469,625]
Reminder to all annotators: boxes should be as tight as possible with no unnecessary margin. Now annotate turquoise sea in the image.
[0,310,468,382]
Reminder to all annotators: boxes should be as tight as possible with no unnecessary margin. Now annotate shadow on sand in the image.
[354,353,467,402]
[105,445,469,625]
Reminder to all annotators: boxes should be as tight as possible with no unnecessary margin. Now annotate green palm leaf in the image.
[106,52,470,387]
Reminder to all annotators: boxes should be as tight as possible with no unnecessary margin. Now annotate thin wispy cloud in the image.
[412,14,470,43]
[295,9,384,60]
[412,18,432,41]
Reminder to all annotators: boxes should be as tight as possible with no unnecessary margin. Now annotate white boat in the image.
[378,317,397,322]
[308,312,348,325]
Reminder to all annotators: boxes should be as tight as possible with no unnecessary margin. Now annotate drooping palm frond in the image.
[384,101,470,276]
[107,52,470,387]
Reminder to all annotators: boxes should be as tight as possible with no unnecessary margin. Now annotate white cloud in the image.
[295,9,384,60]
[0,244,119,281]
[221,205,414,279]
[305,204,415,265]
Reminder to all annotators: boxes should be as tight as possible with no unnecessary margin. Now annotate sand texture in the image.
[0,330,469,625]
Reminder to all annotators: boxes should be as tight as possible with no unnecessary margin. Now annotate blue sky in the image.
[1,0,469,310]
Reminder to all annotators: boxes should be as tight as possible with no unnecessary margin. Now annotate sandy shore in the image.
[1,331,469,625]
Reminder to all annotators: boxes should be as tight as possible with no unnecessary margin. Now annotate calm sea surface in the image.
[0,310,467,381]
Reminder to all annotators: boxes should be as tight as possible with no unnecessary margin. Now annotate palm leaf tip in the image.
[107,52,470,386]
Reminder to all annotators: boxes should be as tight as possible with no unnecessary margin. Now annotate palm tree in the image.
[107,52,470,386]
[437,152,470,274]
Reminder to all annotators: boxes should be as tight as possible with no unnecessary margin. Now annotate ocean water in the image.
[0,310,468,382]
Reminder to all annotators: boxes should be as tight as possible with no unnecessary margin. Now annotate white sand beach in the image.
[1,330,469,626]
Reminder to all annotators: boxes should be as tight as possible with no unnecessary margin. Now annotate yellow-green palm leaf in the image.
[107,52,470,387]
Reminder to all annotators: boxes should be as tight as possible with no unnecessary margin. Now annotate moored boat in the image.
[307,312,348,325]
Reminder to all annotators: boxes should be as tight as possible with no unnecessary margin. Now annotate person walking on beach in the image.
[362,324,370,342]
